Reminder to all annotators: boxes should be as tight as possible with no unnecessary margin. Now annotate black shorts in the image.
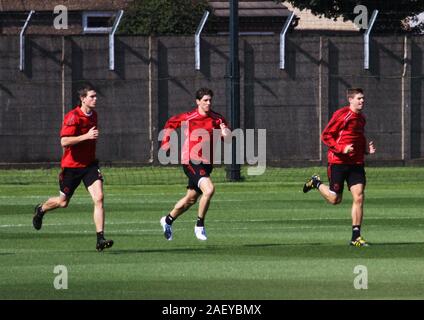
[182,162,213,194]
[327,164,366,194]
[59,162,103,198]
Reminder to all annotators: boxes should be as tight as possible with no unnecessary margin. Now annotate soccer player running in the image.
[303,88,376,247]
[160,88,230,241]
[32,84,113,252]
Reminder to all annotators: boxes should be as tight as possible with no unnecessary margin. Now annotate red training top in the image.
[161,108,228,164]
[321,106,367,165]
[60,106,97,168]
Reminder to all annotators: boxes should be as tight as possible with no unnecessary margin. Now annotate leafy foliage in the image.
[119,0,210,35]
[282,0,424,33]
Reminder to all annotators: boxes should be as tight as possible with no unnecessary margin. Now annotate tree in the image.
[281,0,424,33]
[118,0,210,35]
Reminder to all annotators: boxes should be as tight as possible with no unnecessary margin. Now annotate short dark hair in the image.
[78,84,96,101]
[196,88,213,100]
[347,88,364,99]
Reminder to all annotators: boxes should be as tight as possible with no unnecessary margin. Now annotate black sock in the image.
[352,225,361,241]
[312,179,322,189]
[37,205,44,216]
[97,231,105,242]
[165,214,175,225]
[196,217,205,227]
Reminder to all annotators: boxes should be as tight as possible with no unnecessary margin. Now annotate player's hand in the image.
[343,144,354,154]
[86,126,99,140]
[368,141,376,154]
[220,123,231,138]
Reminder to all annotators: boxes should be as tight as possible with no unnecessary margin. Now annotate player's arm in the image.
[61,126,98,147]
[161,112,187,151]
[321,111,348,154]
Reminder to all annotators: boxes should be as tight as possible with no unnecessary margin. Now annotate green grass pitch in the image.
[1,167,424,299]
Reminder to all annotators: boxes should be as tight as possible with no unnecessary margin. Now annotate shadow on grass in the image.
[102,241,424,259]
[366,242,424,246]
[244,243,323,247]
[245,241,424,247]
[106,247,221,255]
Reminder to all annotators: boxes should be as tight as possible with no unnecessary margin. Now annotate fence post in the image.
[402,35,411,162]
[19,10,35,71]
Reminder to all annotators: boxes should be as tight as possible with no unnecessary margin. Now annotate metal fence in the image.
[1,34,423,167]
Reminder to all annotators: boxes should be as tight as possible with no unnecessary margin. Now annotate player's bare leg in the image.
[303,175,342,204]
[194,177,215,240]
[88,180,113,251]
[88,180,105,232]
[42,194,69,211]
[350,184,365,226]
[160,189,199,240]
[170,189,199,219]
[349,183,368,246]
[198,178,215,219]
[33,194,69,230]
[317,184,342,205]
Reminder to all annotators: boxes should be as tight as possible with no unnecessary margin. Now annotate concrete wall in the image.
[0,34,422,166]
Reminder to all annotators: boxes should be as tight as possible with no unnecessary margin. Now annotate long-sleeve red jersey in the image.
[321,106,367,165]
[161,108,228,164]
